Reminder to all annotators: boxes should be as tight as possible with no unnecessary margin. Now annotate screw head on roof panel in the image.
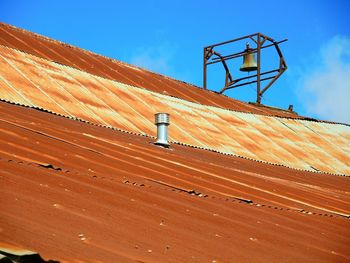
[154,113,170,147]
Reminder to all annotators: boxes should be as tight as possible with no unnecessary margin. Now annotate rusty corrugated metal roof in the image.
[1,101,350,262]
[1,23,350,263]
[0,22,302,118]
[0,44,348,175]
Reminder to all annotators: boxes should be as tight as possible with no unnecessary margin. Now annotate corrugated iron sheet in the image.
[1,101,350,262]
[0,22,302,118]
[0,45,348,175]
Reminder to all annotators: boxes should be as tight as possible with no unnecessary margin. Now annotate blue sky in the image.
[1,0,350,123]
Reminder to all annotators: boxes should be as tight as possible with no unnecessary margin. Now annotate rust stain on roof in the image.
[0,45,348,175]
[1,101,350,262]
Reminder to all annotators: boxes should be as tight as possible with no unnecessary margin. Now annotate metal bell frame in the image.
[203,33,287,104]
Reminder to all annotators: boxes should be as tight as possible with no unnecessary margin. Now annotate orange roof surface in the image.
[0,44,349,175]
[1,23,350,262]
[1,101,350,262]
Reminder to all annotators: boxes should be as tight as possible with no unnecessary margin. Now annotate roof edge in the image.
[3,44,342,125]
[1,99,349,177]
[0,22,303,118]
[0,23,228,97]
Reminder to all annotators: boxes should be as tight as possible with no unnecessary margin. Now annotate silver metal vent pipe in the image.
[154,113,170,147]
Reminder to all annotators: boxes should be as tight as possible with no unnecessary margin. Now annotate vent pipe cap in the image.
[155,113,170,125]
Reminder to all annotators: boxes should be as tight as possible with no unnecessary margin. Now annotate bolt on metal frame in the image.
[203,33,287,104]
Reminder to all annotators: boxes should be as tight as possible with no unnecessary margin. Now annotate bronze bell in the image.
[240,43,257,72]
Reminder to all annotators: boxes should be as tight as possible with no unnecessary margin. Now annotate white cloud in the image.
[298,36,350,124]
[129,44,175,76]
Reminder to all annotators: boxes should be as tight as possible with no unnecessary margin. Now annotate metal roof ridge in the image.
[2,43,347,126]
[1,99,349,177]
[0,22,301,118]
[0,23,237,96]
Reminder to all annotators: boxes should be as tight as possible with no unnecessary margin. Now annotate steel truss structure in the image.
[203,33,287,104]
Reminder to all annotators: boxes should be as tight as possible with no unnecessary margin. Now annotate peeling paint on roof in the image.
[0,45,348,175]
